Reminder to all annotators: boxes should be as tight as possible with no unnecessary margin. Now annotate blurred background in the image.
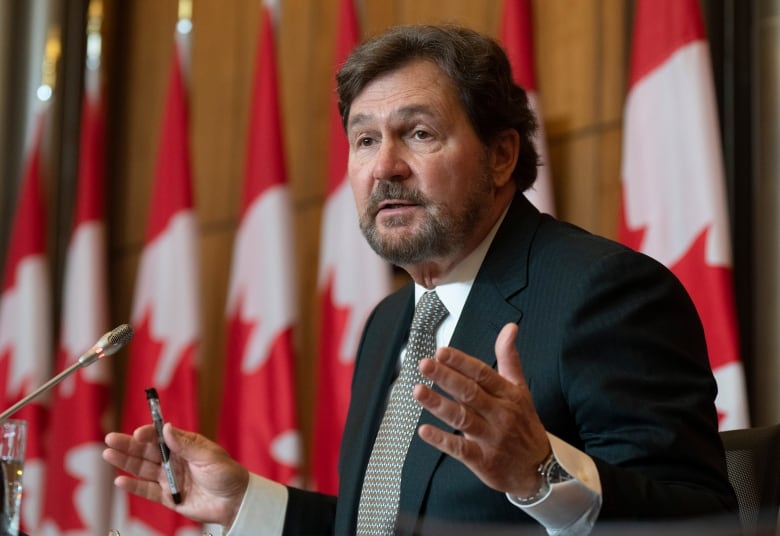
[0,0,775,533]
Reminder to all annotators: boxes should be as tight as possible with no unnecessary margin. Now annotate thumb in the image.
[163,423,203,458]
[495,323,525,385]
[163,422,228,465]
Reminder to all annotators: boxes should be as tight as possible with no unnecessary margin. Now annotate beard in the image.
[359,169,494,266]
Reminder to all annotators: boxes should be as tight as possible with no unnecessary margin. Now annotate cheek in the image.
[420,158,470,196]
[347,167,371,208]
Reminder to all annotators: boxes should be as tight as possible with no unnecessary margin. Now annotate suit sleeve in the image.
[282,487,337,535]
[543,246,738,520]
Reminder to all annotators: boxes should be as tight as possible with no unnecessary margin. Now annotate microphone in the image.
[77,323,134,367]
[0,324,134,422]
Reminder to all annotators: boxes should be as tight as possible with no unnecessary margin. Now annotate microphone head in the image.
[103,324,134,356]
[76,324,135,368]
[108,323,134,346]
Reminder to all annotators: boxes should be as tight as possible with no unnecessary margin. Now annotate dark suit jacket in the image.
[284,194,737,535]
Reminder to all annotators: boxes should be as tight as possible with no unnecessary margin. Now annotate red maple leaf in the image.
[44,348,110,531]
[617,199,648,252]
[222,301,299,482]
[669,226,740,371]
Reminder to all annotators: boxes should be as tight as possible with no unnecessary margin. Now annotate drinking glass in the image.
[0,420,25,536]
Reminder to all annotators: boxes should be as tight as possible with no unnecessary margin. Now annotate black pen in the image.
[146,387,182,504]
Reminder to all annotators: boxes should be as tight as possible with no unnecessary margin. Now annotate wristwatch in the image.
[511,451,572,505]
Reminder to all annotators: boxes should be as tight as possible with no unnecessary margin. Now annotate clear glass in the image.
[0,419,25,536]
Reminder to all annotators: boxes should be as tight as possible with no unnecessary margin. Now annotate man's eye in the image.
[357,136,374,147]
[413,130,431,140]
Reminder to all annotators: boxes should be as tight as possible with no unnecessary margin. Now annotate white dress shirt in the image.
[225,212,602,536]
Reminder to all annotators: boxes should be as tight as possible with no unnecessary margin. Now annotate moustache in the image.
[366,182,429,216]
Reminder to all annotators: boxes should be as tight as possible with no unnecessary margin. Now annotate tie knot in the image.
[411,291,449,334]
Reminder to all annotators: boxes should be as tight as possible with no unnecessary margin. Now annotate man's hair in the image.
[336,24,539,191]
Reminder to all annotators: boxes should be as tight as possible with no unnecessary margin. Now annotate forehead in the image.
[347,59,464,126]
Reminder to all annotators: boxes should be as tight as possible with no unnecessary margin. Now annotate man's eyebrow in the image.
[347,113,371,131]
[347,104,436,131]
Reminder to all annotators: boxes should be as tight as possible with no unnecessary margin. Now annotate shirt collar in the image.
[413,205,509,324]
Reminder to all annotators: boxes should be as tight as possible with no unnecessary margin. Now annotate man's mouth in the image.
[378,199,417,211]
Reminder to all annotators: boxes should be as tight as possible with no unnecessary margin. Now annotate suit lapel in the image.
[397,194,541,524]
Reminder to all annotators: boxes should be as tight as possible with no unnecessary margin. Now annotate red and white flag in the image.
[312,0,392,494]
[620,0,748,430]
[111,23,201,536]
[500,0,555,215]
[218,0,300,485]
[0,106,52,534]
[40,30,114,535]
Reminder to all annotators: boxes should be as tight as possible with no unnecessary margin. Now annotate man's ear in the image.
[489,129,520,188]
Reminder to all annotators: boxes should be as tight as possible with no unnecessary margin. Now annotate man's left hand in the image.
[414,322,551,498]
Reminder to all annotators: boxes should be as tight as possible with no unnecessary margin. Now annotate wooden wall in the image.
[103,0,628,465]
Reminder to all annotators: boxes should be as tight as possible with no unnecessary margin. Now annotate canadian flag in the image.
[620,0,749,430]
[312,0,392,494]
[111,27,201,535]
[218,0,300,485]
[39,37,114,536]
[0,107,52,535]
[500,0,555,215]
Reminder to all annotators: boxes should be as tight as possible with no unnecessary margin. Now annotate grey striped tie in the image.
[356,290,449,535]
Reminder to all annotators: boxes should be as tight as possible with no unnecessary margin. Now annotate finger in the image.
[103,446,166,482]
[106,428,162,463]
[413,383,488,436]
[420,350,511,415]
[104,431,132,450]
[133,424,159,443]
[164,422,225,462]
[431,347,512,400]
[163,422,188,454]
[418,354,485,403]
[105,431,162,463]
[114,474,164,504]
[417,423,472,460]
[494,323,525,385]
[430,323,528,403]
[164,422,206,455]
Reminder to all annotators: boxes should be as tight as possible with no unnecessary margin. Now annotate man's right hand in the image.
[103,423,250,528]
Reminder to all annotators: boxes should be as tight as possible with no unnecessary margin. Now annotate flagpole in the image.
[177,0,193,66]
[85,0,103,75]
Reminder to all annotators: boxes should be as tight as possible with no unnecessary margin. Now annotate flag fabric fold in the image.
[39,50,114,536]
[619,0,749,430]
[312,0,392,494]
[500,0,556,215]
[111,29,201,535]
[0,106,52,535]
[218,0,301,485]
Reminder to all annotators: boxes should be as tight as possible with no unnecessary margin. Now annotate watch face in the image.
[547,458,573,485]
[509,454,578,507]
[511,453,555,505]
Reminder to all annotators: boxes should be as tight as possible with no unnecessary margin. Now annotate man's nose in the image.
[372,139,411,181]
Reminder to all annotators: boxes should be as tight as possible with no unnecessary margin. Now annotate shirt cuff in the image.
[506,433,602,532]
[224,473,288,536]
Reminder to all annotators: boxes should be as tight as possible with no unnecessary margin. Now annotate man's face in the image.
[346,59,496,267]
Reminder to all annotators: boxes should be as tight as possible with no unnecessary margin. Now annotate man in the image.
[103,24,738,535]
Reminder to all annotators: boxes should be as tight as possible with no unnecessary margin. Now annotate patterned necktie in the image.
[356,290,449,535]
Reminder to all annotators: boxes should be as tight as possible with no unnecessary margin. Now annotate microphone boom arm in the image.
[0,323,133,422]
[0,360,86,422]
